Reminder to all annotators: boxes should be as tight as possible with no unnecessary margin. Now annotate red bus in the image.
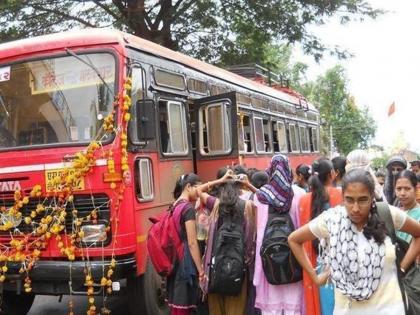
[0,29,320,314]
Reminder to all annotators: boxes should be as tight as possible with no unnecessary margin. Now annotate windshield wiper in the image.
[65,48,114,96]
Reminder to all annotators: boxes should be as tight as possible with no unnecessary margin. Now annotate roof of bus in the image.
[0,28,316,112]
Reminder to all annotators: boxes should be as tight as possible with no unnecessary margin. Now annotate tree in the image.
[0,1,383,62]
[302,65,376,155]
[371,154,391,170]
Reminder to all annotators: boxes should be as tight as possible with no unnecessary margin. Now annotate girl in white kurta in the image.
[288,168,420,315]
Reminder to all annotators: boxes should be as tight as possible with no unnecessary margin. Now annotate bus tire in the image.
[127,259,169,315]
[0,291,35,315]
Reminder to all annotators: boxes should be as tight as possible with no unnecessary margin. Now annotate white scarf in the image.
[320,207,386,301]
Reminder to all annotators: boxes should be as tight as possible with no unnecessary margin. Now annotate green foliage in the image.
[0,2,379,157]
[371,154,391,170]
[0,0,383,63]
[302,65,377,155]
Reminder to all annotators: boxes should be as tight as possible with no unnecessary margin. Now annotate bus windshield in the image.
[0,52,116,149]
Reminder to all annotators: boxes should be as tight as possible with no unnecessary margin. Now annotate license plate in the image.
[45,169,85,192]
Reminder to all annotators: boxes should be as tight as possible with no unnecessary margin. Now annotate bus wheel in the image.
[127,260,169,315]
[0,291,35,315]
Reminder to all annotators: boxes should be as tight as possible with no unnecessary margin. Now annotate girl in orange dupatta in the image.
[299,158,342,315]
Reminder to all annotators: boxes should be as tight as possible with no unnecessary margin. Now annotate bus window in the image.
[254,117,271,153]
[199,102,231,155]
[299,125,310,152]
[288,123,300,152]
[159,100,188,155]
[189,105,197,151]
[130,66,147,143]
[136,158,154,201]
[272,121,279,152]
[308,126,314,152]
[238,113,253,153]
[285,125,291,152]
[237,93,251,106]
[309,126,319,152]
[272,121,287,153]
[238,114,245,152]
[188,78,208,95]
[263,118,272,152]
[154,69,186,91]
[313,127,319,152]
[210,85,228,96]
[254,117,264,153]
[131,67,145,102]
[252,97,264,109]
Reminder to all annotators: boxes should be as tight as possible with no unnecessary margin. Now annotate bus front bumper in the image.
[1,255,137,295]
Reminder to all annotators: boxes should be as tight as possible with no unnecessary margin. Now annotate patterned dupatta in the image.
[256,154,294,213]
[320,207,386,301]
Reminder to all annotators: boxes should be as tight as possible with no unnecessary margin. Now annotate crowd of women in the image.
[160,150,420,315]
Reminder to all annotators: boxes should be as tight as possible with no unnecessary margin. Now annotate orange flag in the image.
[388,102,395,117]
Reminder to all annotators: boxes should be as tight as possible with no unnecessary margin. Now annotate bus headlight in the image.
[81,224,107,243]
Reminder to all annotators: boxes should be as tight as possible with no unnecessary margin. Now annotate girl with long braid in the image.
[298,157,342,315]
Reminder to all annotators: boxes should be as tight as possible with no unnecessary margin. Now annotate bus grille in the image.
[0,194,110,236]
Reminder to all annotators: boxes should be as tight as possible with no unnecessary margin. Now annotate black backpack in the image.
[208,199,246,296]
[260,207,302,285]
[376,202,412,315]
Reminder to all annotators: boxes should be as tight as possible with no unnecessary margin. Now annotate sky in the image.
[293,0,419,153]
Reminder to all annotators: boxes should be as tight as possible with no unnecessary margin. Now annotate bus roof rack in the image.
[226,64,308,111]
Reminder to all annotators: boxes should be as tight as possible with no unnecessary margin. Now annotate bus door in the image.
[193,92,238,182]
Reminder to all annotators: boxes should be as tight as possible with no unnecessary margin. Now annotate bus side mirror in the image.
[136,99,156,141]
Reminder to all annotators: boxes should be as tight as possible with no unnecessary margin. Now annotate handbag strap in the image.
[376,202,408,314]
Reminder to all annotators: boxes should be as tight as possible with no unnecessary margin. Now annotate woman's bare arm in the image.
[400,215,420,237]
[399,216,420,270]
[236,175,258,193]
[197,170,234,205]
[288,225,329,286]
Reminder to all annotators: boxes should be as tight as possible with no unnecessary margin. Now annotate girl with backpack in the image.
[166,173,205,315]
[199,171,256,315]
[299,157,342,315]
[289,168,420,315]
[253,154,305,315]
